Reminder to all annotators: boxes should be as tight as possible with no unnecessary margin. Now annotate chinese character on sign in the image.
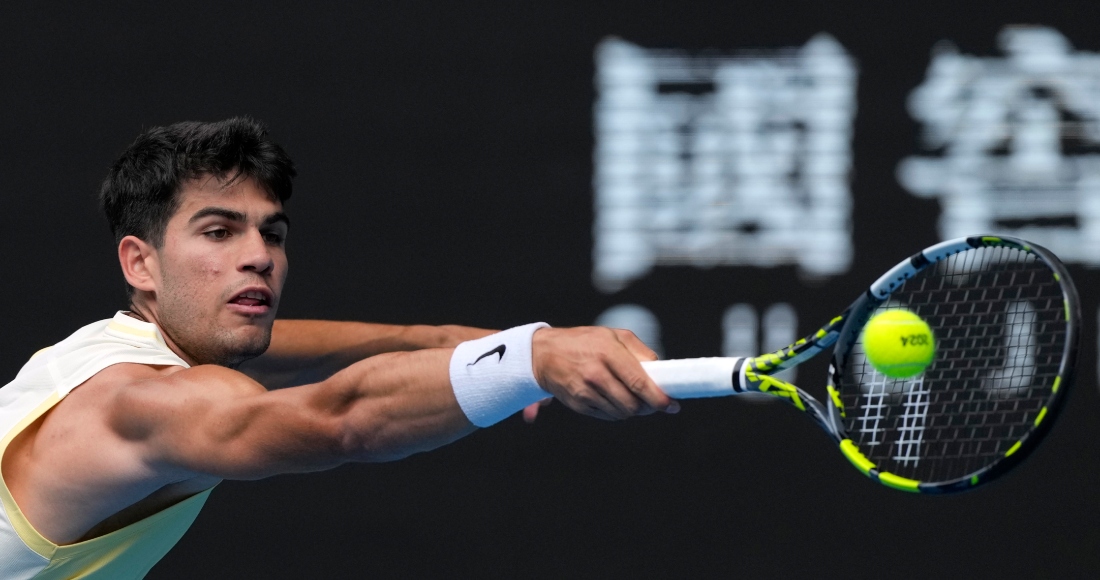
[898,26,1100,264]
[592,35,859,293]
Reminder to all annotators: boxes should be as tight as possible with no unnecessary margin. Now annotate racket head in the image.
[829,235,1080,493]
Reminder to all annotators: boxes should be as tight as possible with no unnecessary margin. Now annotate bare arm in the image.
[7,326,672,543]
[117,348,473,481]
[238,319,494,389]
[117,327,675,481]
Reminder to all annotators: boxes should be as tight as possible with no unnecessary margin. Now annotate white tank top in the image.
[0,312,214,579]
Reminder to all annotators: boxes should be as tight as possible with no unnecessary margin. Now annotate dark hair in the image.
[99,117,296,248]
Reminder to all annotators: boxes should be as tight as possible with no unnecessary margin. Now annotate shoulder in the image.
[33,362,265,452]
[92,364,266,433]
[70,363,262,409]
[97,362,263,394]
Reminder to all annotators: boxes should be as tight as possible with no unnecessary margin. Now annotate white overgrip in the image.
[640,357,743,399]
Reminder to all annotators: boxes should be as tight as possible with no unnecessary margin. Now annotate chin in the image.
[202,326,272,368]
[233,329,272,359]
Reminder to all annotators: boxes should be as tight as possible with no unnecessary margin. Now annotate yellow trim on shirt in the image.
[105,321,158,340]
[0,392,62,558]
[0,389,215,576]
[42,488,213,578]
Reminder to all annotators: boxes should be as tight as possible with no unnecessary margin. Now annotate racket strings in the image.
[839,246,1068,483]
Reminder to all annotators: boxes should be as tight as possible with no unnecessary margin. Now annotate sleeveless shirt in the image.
[0,312,213,579]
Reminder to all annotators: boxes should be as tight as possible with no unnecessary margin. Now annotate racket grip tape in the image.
[640,358,743,399]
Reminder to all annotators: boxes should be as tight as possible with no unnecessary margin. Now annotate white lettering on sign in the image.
[898,26,1100,265]
[593,36,859,292]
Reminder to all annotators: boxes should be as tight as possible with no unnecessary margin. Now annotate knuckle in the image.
[625,375,651,394]
[576,325,599,337]
[565,387,586,404]
[582,361,609,382]
[619,330,644,347]
[580,369,603,387]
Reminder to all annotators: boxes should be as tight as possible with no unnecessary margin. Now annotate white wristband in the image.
[449,322,550,427]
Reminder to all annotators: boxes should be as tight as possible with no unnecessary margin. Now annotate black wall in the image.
[0,1,1097,577]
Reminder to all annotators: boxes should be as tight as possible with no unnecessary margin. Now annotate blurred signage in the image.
[592,35,859,293]
[898,26,1100,265]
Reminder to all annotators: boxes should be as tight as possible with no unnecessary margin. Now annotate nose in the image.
[239,229,275,275]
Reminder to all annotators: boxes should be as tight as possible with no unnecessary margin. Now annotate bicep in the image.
[112,366,347,480]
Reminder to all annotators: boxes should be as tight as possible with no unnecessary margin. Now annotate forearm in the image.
[308,321,556,464]
[326,323,552,461]
[320,347,477,463]
[270,320,494,355]
[241,320,494,389]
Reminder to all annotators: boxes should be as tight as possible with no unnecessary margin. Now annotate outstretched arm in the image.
[119,348,469,480]
[118,326,676,481]
[238,319,494,389]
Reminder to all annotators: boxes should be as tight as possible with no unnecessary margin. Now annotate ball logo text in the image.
[900,334,931,347]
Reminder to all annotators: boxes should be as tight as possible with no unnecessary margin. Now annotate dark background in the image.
[0,1,1097,578]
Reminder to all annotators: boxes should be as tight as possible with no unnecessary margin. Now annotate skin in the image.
[1,174,676,545]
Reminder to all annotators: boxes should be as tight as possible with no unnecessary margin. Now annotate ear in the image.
[118,235,159,293]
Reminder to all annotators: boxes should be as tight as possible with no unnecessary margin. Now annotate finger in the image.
[585,408,619,421]
[522,398,553,424]
[583,367,655,419]
[564,372,635,420]
[572,400,619,422]
[605,351,680,414]
[612,329,659,362]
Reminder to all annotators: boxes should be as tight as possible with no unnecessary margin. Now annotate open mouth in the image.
[227,288,274,313]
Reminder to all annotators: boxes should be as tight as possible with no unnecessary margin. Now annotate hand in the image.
[528,327,680,421]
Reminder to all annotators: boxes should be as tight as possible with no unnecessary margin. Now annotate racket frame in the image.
[734,235,1080,493]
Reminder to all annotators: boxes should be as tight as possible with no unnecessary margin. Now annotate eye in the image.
[204,229,230,240]
[262,231,285,245]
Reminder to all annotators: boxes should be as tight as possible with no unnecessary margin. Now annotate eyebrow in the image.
[188,207,291,229]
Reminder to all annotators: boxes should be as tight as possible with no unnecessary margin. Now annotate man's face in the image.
[150,175,289,367]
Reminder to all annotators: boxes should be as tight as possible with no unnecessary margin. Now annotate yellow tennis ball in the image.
[861,310,935,379]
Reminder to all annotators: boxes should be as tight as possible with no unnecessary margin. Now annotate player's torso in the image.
[0,312,215,579]
[3,362,219,544]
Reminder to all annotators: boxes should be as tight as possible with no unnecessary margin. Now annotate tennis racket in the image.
[641,235,1080,494]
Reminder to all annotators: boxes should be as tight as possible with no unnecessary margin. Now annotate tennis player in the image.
[0,118,677,578]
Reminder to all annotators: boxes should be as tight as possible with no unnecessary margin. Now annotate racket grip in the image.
[640,358,743,399]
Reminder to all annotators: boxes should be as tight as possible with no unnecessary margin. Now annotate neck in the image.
[125,300,201,367]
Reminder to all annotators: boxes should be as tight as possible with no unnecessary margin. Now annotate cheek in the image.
[200,259,224,278]
[184,249,226,279]
[168,250,228,298]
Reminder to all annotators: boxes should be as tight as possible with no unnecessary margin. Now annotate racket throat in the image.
[739,360,848,442]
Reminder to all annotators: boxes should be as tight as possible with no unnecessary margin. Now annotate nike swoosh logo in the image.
[469,344,506,366]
